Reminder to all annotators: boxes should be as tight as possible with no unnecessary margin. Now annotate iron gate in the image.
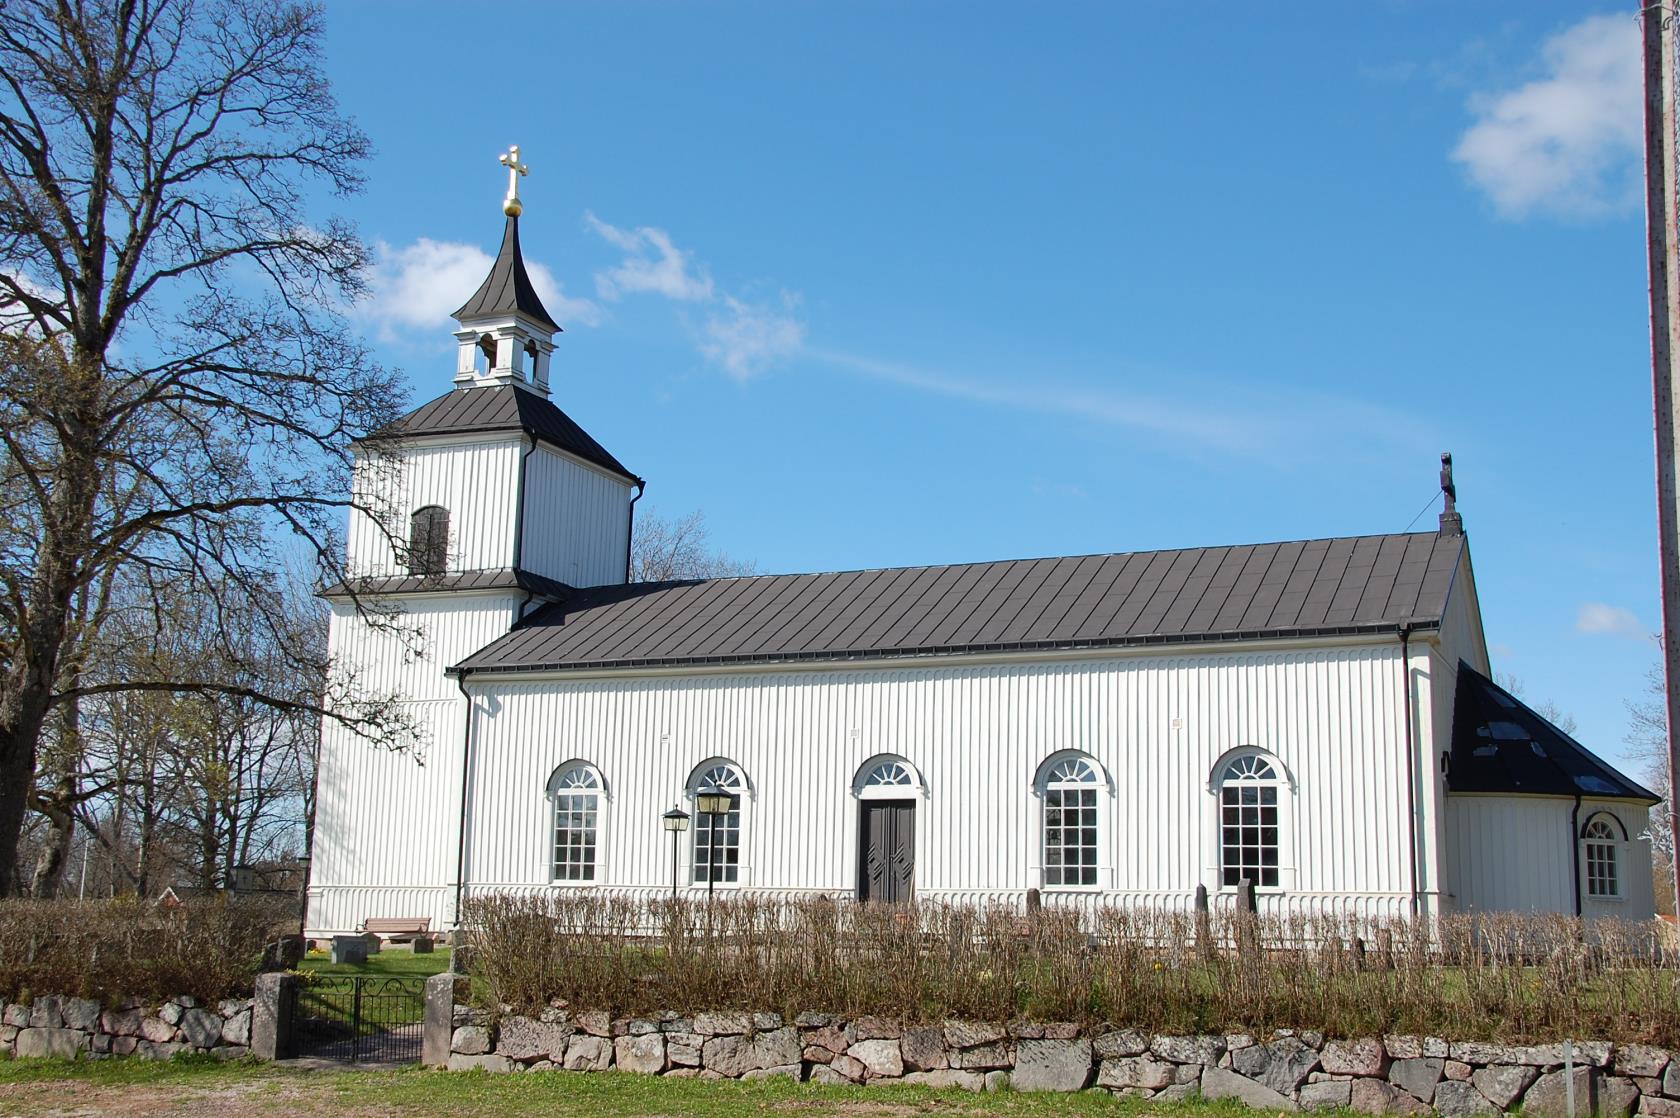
[291,976,426,1064]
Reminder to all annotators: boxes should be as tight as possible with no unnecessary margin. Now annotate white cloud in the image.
[584,212,715,302]
[1577,601,1649,639]
[1451,14,1642,219]
[702,294,806,380]
[356,237,600,342]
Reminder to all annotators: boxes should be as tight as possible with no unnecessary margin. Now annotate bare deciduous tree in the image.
[0,0,411,893]
[629,508,755,583]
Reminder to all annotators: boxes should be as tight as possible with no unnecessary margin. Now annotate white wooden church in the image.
[305,154,1658,938]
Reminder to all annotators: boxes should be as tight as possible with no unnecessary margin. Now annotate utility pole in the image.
[1641,0,1680,918]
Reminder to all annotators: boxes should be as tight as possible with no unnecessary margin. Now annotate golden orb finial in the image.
[499,144,529,217]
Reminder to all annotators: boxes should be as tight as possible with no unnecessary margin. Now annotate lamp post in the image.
[694,787,733,900]
[661,805,690,898]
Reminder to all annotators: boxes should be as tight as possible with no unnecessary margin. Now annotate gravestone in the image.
[330,935,367,965]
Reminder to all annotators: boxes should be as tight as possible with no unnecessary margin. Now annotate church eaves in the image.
[452,215,560,332]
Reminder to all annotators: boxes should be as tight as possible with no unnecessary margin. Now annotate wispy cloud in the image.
[702,294,806,381]
[585,212,715,302]
[1577,601,1649,639]
[357,237,599,342]
[805,349,1427,460]
[584,213,806,379]
[1451,13,1642,219]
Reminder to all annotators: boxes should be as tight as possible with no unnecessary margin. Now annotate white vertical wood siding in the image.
[1445,795,1656,917]
[517,446,633,587]
[460,642,1421,919]
[307,594,522,934]
[345,438,522,576]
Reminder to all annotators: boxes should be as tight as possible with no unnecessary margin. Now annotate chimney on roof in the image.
[1438,452,1463,537]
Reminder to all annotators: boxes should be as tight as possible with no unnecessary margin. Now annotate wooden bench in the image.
[362,917,432,943]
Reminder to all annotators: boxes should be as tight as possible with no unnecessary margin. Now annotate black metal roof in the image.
[365,384,638,483]
[322,566,572,600]
[1447,663,1657,802]
[455,530,1465,675]
[453,216,559,331]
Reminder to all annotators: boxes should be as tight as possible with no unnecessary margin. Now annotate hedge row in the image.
[463,893,1680,1046]
[0,897,288,1004]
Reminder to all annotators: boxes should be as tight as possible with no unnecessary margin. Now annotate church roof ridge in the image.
[456,529,1466,676]
[453,215,560,332]
[678,528,1459,586]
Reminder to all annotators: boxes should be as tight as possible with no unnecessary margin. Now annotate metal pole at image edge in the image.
[1642,0,1680,918]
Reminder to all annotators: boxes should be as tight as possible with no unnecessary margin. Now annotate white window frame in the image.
[1581,812,1626,901]
[687,760,750,888]
[1032,751,1109,892]
[1208,748,1292,894]
[546,761,605,886]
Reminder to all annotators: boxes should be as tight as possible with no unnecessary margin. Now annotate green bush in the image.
[0,897,288,1005]
[462,893,1680,1045]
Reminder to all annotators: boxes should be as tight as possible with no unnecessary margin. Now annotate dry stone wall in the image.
[439,1002,1680,1115]
[0,993,254,1061]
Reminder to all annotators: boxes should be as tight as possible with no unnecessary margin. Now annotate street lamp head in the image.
[662,805,691,832]
[695,787,734,816]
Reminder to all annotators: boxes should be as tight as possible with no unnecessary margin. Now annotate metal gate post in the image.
[351,977,364,1063]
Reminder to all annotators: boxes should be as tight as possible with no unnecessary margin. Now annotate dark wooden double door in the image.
[858,800,915,903]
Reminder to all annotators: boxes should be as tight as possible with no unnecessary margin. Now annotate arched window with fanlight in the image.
[1216,753,1283,888]
[408,505,449,575]
[1582,813,1626,899]
[688,761,747,886]
[1035,753,1104,889]
[547,762,603,883]
[860,759,916,793]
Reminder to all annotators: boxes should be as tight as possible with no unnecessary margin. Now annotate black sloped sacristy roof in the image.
[457,530,1467,675]
[366,383,638,483]
[1448,663,1656,802]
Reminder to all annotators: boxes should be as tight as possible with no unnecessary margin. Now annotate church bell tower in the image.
[451,145,560,396]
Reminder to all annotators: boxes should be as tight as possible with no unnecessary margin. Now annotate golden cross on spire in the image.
[499,144,529,217]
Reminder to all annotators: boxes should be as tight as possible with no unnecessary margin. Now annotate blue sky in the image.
[322,3,1658,771]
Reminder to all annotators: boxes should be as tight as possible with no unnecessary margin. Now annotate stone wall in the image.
[0,993,254,1061]
[432,997,1680,1116]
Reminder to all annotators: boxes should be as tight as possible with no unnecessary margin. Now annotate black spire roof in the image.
[452,216,560,332]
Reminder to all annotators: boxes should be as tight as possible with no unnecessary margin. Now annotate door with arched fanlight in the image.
[855,758,920,903]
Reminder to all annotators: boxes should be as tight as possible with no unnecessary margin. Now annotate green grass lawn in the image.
[0,1055,1328,1118]
[298,945,453,978]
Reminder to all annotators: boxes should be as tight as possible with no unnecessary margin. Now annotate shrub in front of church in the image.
[0,897,287,1005]
[461,893,1680,1046]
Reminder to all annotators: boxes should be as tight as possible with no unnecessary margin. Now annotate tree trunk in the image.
[0,350,102,896]
[29,771,77,898]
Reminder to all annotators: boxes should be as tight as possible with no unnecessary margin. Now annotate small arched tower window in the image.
[1217,753,1282,888]
[408,506,449,575]
[1582,814,1625,899]
[689,761,746,886]
[523,340,539,380]
[548,763,603,883]
[1039,754,1102,888]
[477,333,496,374]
